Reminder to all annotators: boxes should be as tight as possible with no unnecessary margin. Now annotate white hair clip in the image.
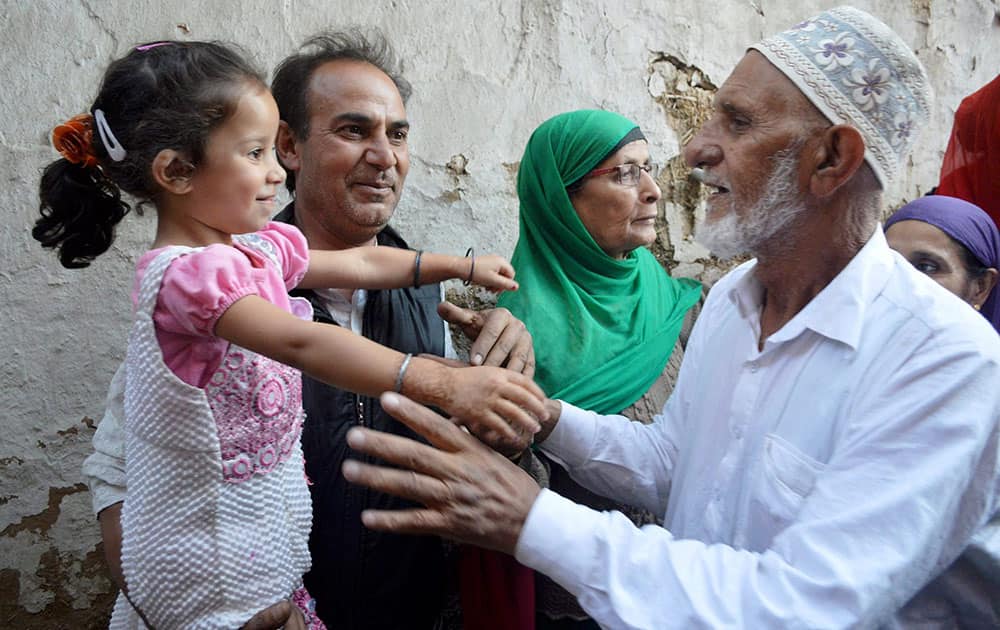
[93,109,127,162]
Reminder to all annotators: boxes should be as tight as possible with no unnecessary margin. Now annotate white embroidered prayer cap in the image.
[749,6,932,189]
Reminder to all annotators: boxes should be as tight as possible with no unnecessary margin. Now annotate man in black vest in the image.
[84,29,535,630]
[270,30,535,628]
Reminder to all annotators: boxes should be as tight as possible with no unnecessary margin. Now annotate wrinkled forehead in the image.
[716,51,821,121]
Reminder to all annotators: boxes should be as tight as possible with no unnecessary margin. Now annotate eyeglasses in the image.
[583,162,660,187]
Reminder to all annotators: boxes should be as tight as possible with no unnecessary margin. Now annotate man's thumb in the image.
[437,301,474,326]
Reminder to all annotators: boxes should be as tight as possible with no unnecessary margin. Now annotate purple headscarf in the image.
[885,195,1000,334]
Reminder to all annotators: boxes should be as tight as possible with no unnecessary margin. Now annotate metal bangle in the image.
[394,353,413,393]
[413,250,423,288]
[463,247,475,286]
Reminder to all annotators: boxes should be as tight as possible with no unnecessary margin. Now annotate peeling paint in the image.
[502,161,520,184]
[910,0,932,25]
[1,484,87,538]
[1,549,115,629]
[439,189,463,204]
[446,154,469,175]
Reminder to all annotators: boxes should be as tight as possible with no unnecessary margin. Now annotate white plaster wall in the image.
[1,0,997,623]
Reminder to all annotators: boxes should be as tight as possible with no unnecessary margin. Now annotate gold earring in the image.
[974,304,982,311]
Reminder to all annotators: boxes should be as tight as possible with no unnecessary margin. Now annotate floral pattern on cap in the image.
[814,32,856,71]
[845,59,892,111]
[749,6,932,189]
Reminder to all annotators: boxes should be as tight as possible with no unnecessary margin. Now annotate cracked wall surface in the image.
[2,0,998,625]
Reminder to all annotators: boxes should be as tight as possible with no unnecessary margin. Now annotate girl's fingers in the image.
[487,274,517,292]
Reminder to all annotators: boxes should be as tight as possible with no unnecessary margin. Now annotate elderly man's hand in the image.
[437,303,536,377]
[341,392,542,555]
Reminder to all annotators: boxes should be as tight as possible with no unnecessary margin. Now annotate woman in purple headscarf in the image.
[885,195,1000,334]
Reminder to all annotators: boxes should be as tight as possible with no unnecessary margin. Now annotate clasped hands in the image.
[342,303,559,554]
[435,302,543,454]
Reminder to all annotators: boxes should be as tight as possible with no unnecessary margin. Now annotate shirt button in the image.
[748,361,759,373]
[733,426,743,439]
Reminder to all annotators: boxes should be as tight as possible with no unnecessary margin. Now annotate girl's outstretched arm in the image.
[300,248,518,293]
[215,295,544,444]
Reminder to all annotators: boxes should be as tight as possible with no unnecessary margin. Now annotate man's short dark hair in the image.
[272,29,412,193]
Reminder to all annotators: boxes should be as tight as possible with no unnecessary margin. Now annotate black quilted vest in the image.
[275,204,448,629]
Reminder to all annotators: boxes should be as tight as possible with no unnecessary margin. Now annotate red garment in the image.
[937,73,1000,229]
[459,547,535,630]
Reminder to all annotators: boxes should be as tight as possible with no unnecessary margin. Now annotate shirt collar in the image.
[729,261,765,323]
[726,225,895,352]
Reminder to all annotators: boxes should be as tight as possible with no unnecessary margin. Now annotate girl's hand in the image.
[440,366,545,451]
[471,254,518,293]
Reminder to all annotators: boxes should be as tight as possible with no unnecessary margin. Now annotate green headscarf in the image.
[499,110,701,414]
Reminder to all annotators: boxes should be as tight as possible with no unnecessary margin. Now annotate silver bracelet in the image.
[394,353,413,393]
[412,250,423,288]
[463,247,475,286]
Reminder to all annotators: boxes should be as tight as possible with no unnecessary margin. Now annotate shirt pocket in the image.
[747,433,826,548]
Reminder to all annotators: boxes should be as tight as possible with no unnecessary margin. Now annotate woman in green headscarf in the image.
[498,109,702,628]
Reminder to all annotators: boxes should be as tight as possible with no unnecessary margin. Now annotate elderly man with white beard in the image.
[340,7,1000,628]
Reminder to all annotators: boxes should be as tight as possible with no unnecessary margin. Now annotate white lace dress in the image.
[110,241,316,629]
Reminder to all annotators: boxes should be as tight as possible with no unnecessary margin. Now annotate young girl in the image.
[35,41,545,629]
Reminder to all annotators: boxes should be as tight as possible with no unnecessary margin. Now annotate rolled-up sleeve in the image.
[81,364,127,515]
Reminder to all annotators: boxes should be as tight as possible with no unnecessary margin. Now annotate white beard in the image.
[694,143,808,260]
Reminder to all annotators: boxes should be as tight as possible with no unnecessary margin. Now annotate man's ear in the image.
[151,149,196,194]
[970,268,998,312]
[808,124,866,198]
[276,121,301,173]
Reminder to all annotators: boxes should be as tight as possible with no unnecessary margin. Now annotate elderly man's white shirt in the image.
[516,227,1000,628]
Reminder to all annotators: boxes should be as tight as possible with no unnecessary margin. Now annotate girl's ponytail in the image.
[34,114,130,268]
[35,156,129,269]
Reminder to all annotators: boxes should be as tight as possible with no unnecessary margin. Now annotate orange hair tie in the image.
[52,114,99,168]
